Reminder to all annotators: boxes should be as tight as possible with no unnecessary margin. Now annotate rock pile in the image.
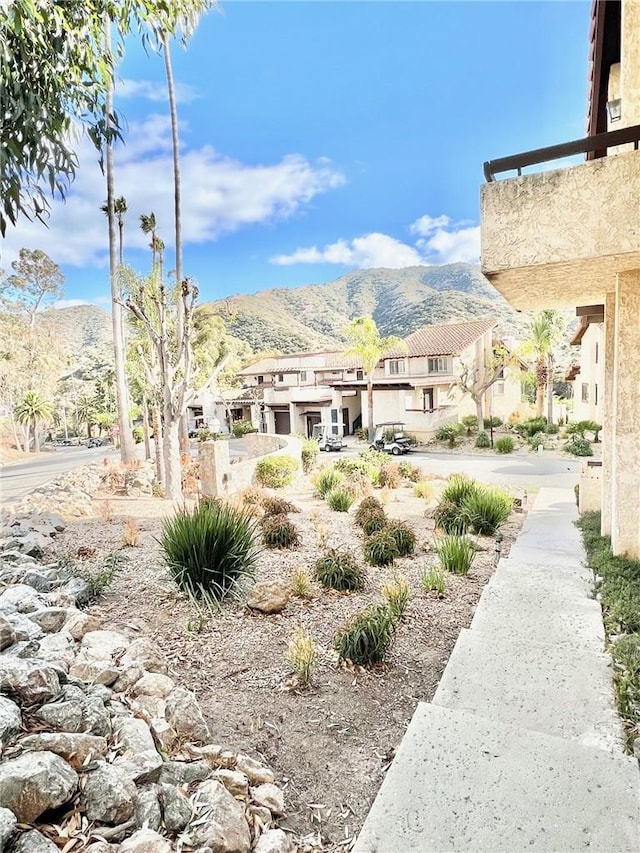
[0,518,294,852]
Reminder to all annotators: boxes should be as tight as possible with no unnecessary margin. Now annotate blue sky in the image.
[2,1,591,307]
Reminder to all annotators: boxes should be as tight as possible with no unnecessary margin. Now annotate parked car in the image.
[312,423,344,452]
[85,437,111,448]
[369,422,411,455]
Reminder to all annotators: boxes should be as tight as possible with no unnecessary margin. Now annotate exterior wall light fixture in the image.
[606,98,622,123]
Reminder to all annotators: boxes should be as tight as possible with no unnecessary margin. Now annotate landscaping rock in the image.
[0,615,16,650]
[120,638,168,675]
[236,754,275,785]
[21,570,53,592]
[81,762,137,824]
[69,658,120,686]
[134,784,162,832]
[36,698,83,732]
[214,769,249,798]
[0,660,61,706]
[0,751,78,822]
[31,631,76,669]
[130,671,175,699]
[112,717,162,784]
[165,687,210,742]
[19,732,108,769]
[247,581,290,614]
[0,805,17,848]
[158,759,211,786]
[0,695,21,742]
[5,612,43,641]
[11,829,59,852]
[118,829,172,853]
[63,610,101,641]
[250,783,286,816]
[191,780,251,853]
[254,829,293,853]
[80,696,112,737]
[80,630,129,662]
[159,782,192,832]
[29,608,68,633]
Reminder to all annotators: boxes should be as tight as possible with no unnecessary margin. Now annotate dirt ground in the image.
[51,474,526,852]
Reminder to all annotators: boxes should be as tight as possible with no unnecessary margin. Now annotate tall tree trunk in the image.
[142,394,152,461]
[152,404,165,487]
[367,379,374,442]
[536,383,544,418]
[546,353,554,425]
[33,418,40,453]
[163,414,182,501]
[105,20,136,465]
[475,397,484,429]
[10,413,23,453]
[163,36,182,293]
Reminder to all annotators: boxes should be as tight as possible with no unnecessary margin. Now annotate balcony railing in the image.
[483,123,640,182]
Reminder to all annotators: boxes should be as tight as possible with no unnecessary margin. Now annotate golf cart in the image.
[312,423,344,452]
[370,422,411,455]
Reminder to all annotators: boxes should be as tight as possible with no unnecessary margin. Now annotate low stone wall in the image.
[200,435,303,498]
[579,460,602,514]
[0,516,293,853]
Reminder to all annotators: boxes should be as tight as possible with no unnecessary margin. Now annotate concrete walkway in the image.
[354,488,640,852]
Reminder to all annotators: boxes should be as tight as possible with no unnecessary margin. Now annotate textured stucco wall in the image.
[481,151,640,308]
[622,0,640,127]
[199,434,302,498]
[572,324,605,424]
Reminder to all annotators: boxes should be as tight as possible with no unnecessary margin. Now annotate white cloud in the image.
[0,115,345,269]
[271,214,481,270]
[117,78,199,104]
[272,232,423,269]
[54,297,111,309]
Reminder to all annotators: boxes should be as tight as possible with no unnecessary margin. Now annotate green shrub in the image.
[342,469,371,500]
[435,534,476,575]
[441,474,479,507]
[161,501,259,601]
[313,468,344,498]
[361,511,388,536]
[495,436,515,454]
[301,438,320,473]
[314,549,365,591]
[378,463,401,489]
[255,455,299,488]
[435,422,463,448]
[333,603,397,666]
[363,529,399,566]
[420,564,446,596]
[564,435,593,457]
[261,514,300,549]
[515,417,547,438]
[261,496,300,517]
[566,420,602,442]
[398,461,413,478]
[611,635,640,724]
[385,520,417,557]
[354,426,368,441]
[528,431,546,450]
[355,496,384,526]
[461,414,478,435]
[483,416,503,429]
[544,422,559,434]
[433,498,470,534]
[464,486,512,535]
[132,426,144,444]
[381,573,411,618]
[475,431,490,449]
[326,488,354,512]
[413,480,434,501]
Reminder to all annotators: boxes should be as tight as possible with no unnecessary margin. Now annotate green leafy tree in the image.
[1,249,63,329]
[457,344,517,427]
[14,391,53,453]
[522,310,565,421]
[343,317,406,441]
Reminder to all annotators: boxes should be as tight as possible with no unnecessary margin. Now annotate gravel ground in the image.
[51,474,526,852]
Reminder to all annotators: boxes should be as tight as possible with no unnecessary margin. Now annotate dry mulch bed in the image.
[52,476,525,851]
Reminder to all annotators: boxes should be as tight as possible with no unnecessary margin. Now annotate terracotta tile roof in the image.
[386,319,497,358]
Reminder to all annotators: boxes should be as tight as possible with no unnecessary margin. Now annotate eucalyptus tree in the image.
[343,317,406,441]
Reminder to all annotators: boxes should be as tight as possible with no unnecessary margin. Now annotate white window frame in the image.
[388,359,406,375]
[428,357,449,374]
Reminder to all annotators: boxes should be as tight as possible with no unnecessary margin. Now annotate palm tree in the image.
[343,317,407,441]
[526,310,565,421]
[103,19,136,465]
[140,212,158,263]
[101,196,128,265]
[15,391,53,452]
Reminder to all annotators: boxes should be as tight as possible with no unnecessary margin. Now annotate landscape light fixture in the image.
[606,98,622,123]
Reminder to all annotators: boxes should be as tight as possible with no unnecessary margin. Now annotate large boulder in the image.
[0,660,61,706]
[19,733,108,770]
[11,828,59,852]
[191,780,251,853]
[118,829,172,853]
[247,581,290,614]
[81,762,137,824]
[112,717,162,784]
[0,695,21,742]
[0,751,78,822]
[0,615,16,650]
[165,688,210,743]
[0,806,17,848]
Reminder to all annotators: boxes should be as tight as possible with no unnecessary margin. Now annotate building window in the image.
[277,374,284,383]
[581,383,589,403]
[300,371,307,382]
[494,381,505,396]
[257,376,264,385]
[356,370,364,381]
[428,357,449,374]
[388,359,406,375]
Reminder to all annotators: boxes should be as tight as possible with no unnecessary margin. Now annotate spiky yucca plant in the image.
[161,501,259,602]
[334,603,397,666]
[261,514,300,549]
[363,529,399,567]
[314,549,365,591]
[385,520,417,557]
[435,534,476,575]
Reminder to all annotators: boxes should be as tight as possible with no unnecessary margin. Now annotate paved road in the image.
[340,444,581,491]
[0,446,119,505]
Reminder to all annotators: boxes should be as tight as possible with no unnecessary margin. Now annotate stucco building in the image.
[238,319,523,441]
[566,319,605,425]
[481,0,640,556]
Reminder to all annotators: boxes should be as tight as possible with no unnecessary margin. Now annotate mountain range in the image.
[51,263,532,363]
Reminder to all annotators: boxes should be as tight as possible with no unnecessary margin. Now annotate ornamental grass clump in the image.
[385,520,417,557]
[435,534,476,576]
[261,514,300,549]
[333,603,398,666]
[564,434,593,457]
[378,463,401,489]
[381,572,410,618]
[161,501,259,602]
[301,438,320,473]
[495,436,515,454]
[361,511,388,536]
[475,431,491,449]
[314,549,365,591]
[255,455,299,488]
[433,498,470,535]
[420,564,446,596]
[441,473,478,506]
[413,480,435,502]
[355,496,384,527]
[313,468,344,498]
[261,495,300,517]
[363,528,399,567]
[286,626,317,688]
[326,488,354,512]
[464,486,513,535]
